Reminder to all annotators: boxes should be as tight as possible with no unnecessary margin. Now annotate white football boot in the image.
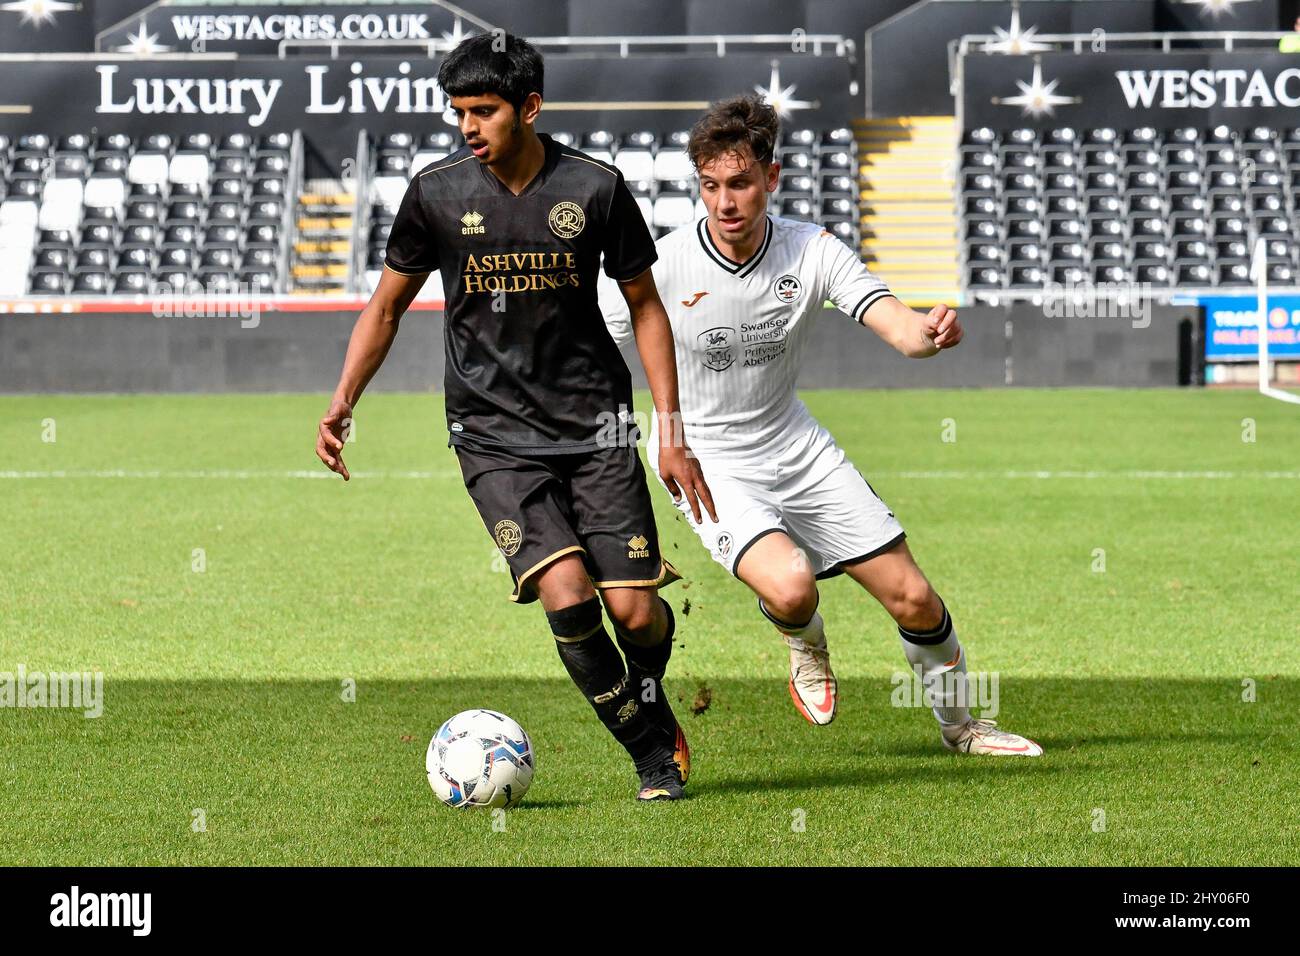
[942,718,1043,756]
[786,634,838,726]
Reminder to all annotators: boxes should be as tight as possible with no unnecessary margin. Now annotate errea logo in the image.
[627,534,650,559]
[460,210,485,235]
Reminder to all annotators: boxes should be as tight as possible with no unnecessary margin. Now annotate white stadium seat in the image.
[39,178,84,231]
[585,149,614,165]
[653,149,694,181]
[613,149,654,182]
[635,196,653,224]
[168,153,211,187]
[372,176,407,211]
[411,150,448,175]
[83,177,127,210]
[0,199,40,230]
[652,195,695,229]
[127,152,169,186]
[0,201,38,296]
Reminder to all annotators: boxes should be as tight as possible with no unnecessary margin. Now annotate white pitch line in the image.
[888,470,1300,480]
[2,469,1300,481]
[0,469,455,480]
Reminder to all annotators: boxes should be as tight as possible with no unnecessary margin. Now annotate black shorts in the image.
[454,441,680,603]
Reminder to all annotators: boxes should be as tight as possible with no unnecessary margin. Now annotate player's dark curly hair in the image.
[687,94,780,169]
[437,32,544,113]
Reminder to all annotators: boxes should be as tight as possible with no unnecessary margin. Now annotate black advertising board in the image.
[0,52,853,165]
[963,50,1300,129]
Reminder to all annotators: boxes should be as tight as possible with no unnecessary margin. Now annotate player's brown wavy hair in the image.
[687,94,779,170]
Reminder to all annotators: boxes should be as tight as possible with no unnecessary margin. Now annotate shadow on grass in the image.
[4,676,1286,787]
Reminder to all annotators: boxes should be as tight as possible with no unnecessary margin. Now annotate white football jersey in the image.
[600,215,895,453]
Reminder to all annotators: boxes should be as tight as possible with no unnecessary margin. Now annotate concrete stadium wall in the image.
[0,303,1199,394]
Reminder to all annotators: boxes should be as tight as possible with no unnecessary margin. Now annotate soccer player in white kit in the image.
[601,96,1041,756]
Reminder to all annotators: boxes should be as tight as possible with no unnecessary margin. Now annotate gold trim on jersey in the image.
[418,154,478,177]
[382,262,433,276]
[560,153,618,177]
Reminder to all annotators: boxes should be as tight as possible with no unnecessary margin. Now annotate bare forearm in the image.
[862,298,937,358]
[334,304,402,406]
[631,304,684,426]
[888,302,939,358]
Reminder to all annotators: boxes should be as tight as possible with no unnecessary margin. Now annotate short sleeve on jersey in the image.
[597,271,636,349]
[602,172,658,281]
[818,231,895,323]
[383,175,438,275]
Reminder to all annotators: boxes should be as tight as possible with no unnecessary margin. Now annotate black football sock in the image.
[615,597,674,679]
[548,597,668,773]
[615,599,677,734]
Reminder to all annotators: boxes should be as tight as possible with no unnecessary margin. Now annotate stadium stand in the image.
[0,130,296,296]
[0,123,860,297]
[356,126,859,294]
[959,124,1300,297]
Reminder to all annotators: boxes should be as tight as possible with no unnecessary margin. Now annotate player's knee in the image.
[604,592,660,645]
[762,580,819,628]
[891,580,942,631]
[533,556,596,611]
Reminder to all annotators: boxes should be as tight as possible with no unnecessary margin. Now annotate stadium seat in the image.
[30,269,66,294]
[70,270,109,294]
[113,269,151,294]
[653,148,693,181]
[127,152,169,188]
[652,196,695,230]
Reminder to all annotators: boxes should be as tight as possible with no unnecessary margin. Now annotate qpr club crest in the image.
[697,326,736,372]
[773,274,803,304]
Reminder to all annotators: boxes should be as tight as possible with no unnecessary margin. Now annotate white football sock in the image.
[897,604,969,729]
[759,600,826,649]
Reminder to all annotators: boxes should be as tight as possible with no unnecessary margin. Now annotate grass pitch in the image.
[1,388,1296,866]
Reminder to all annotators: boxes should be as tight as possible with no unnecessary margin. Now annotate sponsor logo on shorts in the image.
[547,201,585,238]
[773,274,802,304]
[460,210,485,235]
[616,699,639,722]
[494,519,522,556]
[627,534,651,559]
[698,326,736,372]
[716,532,733,558]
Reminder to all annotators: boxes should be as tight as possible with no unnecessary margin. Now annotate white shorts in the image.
[650,423,906,579]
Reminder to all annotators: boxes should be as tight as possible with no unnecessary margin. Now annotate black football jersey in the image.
[384,133,657,454]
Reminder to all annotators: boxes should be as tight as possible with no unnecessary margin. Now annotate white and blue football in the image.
[426,709,535,808]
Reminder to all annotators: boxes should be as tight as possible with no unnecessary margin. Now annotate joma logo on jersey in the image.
[460,210,485,235]
[627,534,650,559]
[773,274,803,304]
[697,326,736,372]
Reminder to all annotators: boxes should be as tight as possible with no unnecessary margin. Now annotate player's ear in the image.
[765,160,780,193]
[519,92,542,127]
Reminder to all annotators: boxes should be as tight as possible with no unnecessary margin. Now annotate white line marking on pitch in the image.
[2,469,1300,480]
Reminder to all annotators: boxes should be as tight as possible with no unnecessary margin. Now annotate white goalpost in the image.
[1250,237,1300,406]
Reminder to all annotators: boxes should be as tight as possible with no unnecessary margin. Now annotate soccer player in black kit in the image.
[315,34,715,801]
